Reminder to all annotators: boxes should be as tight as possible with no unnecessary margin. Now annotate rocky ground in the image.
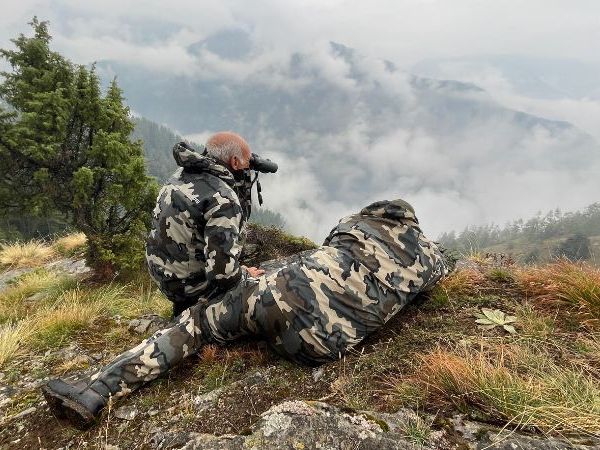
[0,226,599,449]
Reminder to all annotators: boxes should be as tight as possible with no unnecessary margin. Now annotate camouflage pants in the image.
[88,244,447,400]
[88,270,321,399]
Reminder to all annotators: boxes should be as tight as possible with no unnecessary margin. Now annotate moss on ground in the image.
[241,223,317,267]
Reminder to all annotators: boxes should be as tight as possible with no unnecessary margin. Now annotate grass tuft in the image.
[487,267,514,283]
[402,346,600,435]
[200,344,220,363]
[428,268,484,306]
[0,270,74,323]
[52,232,87,256]
[0,240,56,268]
[0,321,34,367]
[516,259,600,329]
[32,289,105,348]
[514,303,555,339]
[400,414,432,446]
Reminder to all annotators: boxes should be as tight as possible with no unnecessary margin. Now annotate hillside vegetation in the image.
[440,202,600,264]
[0,231,599,448]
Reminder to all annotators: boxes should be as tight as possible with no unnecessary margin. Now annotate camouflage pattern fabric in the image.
[145,142,248,312]
[202,198,449,365]
[87,199,449,398]
[88,307,203,398]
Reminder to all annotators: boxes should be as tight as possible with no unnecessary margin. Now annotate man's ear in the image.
[230,155,239,170]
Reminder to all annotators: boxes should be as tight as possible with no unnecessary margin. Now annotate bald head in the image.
[205,131,252,171]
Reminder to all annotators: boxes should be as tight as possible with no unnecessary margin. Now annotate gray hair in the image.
[205,139,244,163]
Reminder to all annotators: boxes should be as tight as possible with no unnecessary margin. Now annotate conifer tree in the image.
[0,18,158,276]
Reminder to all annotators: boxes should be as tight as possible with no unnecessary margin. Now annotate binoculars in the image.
[249,153,278,173]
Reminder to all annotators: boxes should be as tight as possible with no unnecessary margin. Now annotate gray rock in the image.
[128,314,171,334]
[26,291,47,302]
[47,257,91,275]
[312,366,325,382]
[474,433,592,449]
[149,401,598,450]
[49,344,81,362]
[0,267,31,293]
[114,405,138,421]
[449,414,597,450]
[192,388,223,413]
[164,401,418,450]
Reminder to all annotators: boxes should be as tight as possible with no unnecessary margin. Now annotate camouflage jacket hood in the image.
[172,142,237,188]
[358,199,419,225]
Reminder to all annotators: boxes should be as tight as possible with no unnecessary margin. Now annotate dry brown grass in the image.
[200,344,220,363]
[53,354,92,375]
[395,346,600,435]
[516,260,600,329]
[52,232,87,255]
[0,241,56,268]
[442,268,485,296]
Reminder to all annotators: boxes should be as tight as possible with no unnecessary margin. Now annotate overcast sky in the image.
[3,1,600,71]
[3,1,600,240]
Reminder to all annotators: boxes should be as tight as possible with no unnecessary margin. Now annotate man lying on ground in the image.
[41,199,450,429]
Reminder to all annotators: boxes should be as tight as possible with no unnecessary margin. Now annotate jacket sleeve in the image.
[203,191,245,290]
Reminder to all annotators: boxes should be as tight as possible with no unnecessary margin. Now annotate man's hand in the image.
[243,265,265,277]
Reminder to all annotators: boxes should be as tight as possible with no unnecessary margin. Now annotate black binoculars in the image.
[249,153,278,173]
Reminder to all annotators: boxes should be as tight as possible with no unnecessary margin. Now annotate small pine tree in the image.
[0,18,158,276]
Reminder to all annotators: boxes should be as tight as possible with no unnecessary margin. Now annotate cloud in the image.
[255,105,600,241]
[412,61,600,141]
[3,1,600,242]
[4,1,600,73]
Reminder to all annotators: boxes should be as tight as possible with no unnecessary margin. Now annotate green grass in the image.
[400,414,432,446]
[514,303,555,338]
[0,276,171,366]
[0,269,73,323]
[487,267,514,283]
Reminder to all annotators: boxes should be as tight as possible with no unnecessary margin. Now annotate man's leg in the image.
[42,304,207,428]
[88,306,204,397]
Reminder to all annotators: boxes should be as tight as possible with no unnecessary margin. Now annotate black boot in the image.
[41,378,108,430]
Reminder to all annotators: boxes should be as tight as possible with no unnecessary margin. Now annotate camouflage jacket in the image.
[145,142,248,305]
[203,199,449,365]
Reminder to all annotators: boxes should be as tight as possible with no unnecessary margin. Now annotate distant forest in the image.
[131,117,181,182]
[439,203,600,262]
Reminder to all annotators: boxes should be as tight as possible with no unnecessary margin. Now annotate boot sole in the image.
[41,385,97,430]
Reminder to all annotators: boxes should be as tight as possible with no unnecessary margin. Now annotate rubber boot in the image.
[41,378,108,430]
